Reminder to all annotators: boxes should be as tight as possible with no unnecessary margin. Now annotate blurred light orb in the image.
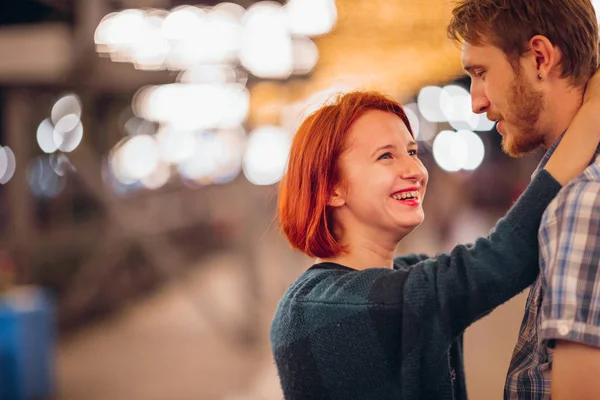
[418,86,446,123]
[124,117,157,136]
[285,0,337,37]
[164,5,243,69]
[49,153,75,176]
[403,106,421,140]
[404,103,437,142]
[51,94,82,126]
[292,36,319,75]
[177,131,222,182]
[156,127,196,163]
[440,85,480,131]
[440,85,470,121]
[240,2,293,79]
[433,130,468,172]
[103,9,147,50]
[102,157,142,194]
[178,65,247,85]
[135,83,250,130]
[53,115,84,153]
[0,147,7,183]
[457,130,485,170]
[37,119,58,153]
[202,9,243,63]
[212,2,246,22]
[161,6,205,41]
[27,156,65,198]
[243,126,291,186]
[211,128,246,183]
[117,135,160,180]
[130,15,170,71]
[94,12,120,51]
[0,146,16,184]
[475,114,496,131]
[113,9,147,45]
[593,1,600,21]
[141,161,171,189]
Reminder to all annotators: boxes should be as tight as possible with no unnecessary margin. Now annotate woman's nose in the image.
[399,157,425,183]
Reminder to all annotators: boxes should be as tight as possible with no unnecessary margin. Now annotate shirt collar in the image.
[533,131,600,179]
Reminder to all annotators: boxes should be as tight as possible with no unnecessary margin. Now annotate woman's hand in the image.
[544,72,600,185]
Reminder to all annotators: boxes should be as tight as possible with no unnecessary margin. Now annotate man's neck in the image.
[541,82,584,148]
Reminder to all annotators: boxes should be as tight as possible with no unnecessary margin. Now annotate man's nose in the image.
[470,83,490,114]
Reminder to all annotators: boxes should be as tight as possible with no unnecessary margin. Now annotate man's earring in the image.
[537,73,543,80]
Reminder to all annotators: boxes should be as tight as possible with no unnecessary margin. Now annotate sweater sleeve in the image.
[403,169,562,339]
[393,254,430,270]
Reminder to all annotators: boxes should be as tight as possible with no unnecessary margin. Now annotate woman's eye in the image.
[378,152,393,160]
[408,149,418,156]
[475,70,485,78]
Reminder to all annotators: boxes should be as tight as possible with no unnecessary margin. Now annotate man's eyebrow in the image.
[463,64,485,73]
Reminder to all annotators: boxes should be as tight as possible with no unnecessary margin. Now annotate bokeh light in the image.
[433,130,468,172]
[291,36,319,75]
[28,156,65,198]
[177,131,222,183]
[156,127,196,164]
[404,103,437,142]
[0,146,16,184]
[403,106,421,140]
[53,115,84,153]
[433,130,486,172]
[457,130,485,170]
[37,119,58,154]
[285,0,337,37]
[141,161,171,190]
[51,94,82,126]
[243,126,291,186]
[417,86,446,123]
[240,2,293,79]
[113,135,160,181]
[49,153,76,177]
[134,83,250,130]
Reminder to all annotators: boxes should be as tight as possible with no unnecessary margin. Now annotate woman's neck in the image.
[317,237,397,271]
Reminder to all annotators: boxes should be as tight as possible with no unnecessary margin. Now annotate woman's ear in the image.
[328,187,346,208]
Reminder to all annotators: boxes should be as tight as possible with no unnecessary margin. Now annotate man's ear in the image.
[328,187,345,208]
[528,35,558,78]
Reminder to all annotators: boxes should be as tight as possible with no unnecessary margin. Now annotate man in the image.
[447,1,600,399]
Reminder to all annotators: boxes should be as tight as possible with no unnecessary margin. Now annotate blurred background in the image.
[1,0,593,399]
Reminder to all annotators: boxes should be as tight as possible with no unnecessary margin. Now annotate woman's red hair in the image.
[278,91,413,258]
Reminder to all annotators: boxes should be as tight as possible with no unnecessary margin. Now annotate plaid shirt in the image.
[504,141,600,400]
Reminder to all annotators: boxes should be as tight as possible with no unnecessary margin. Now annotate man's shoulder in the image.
[540,165,600,229]
[583,151,600,181]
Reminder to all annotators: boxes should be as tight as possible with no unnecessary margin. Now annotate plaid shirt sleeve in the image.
[539,174,600,348]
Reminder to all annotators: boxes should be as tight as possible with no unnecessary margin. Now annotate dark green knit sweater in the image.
[270,170,562,400]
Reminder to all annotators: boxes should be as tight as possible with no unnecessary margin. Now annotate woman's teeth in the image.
[391,190,419,200]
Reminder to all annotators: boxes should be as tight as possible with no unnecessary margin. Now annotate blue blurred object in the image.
[0,287,55,400]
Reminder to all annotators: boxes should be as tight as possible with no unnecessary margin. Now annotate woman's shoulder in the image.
[278,262,411,307]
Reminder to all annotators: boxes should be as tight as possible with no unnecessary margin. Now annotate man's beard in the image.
[497,72,545,158]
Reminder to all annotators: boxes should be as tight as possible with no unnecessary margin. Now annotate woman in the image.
[270,88,600,399]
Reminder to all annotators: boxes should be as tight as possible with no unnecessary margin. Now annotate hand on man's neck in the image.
[542,81,585,148]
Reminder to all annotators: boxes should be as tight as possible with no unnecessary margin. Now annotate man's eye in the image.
[474,70,485,78]
[408,150,418,156]
[378,152,393,160]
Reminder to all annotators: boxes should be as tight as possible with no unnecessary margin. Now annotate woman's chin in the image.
[392,217,424,239]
